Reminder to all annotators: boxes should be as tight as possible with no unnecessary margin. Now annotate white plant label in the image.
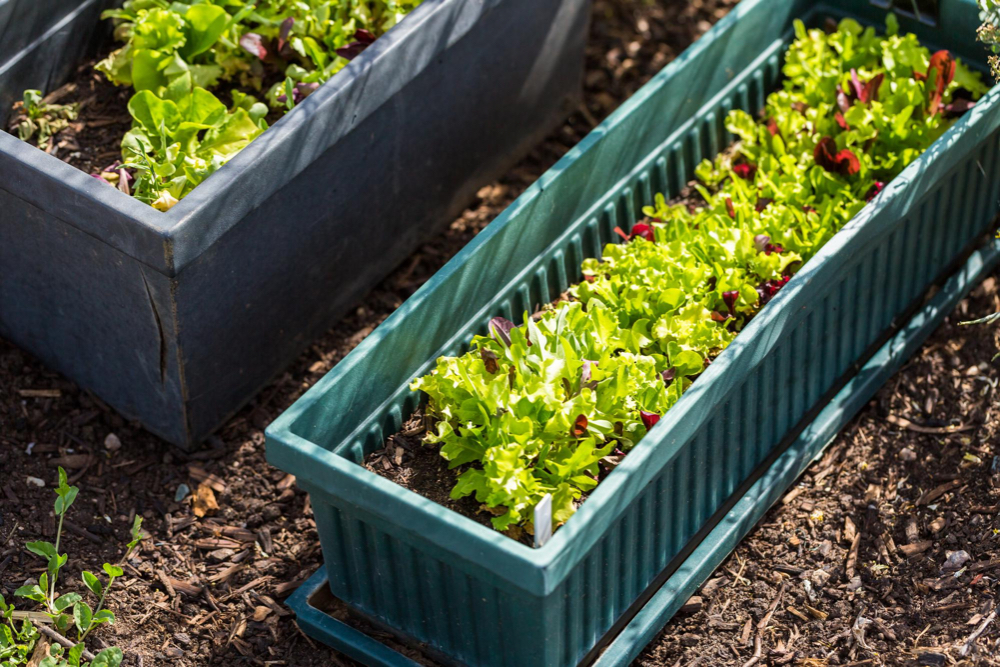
[534,493,553,548]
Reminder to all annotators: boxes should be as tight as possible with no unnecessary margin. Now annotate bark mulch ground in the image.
[0,1,739,665]
[639,277,1000,666]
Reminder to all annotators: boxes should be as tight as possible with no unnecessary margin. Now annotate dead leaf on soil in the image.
[193,483,220,518]
[27,638,51,667]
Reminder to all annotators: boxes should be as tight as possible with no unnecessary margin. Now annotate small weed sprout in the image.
[8,90,78,152]
[0,468,144,667]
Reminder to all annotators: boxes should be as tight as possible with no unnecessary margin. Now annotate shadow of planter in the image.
[0,0,591,447]
[267,0,1000,665]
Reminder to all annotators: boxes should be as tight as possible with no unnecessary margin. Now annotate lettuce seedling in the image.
[408,16,989,536]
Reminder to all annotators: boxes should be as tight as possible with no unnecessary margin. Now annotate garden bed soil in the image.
[9,46,295,177]
[0,0,744,663]
[9,53,134,175]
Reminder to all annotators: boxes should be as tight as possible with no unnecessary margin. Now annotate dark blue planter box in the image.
[0,0,591,447]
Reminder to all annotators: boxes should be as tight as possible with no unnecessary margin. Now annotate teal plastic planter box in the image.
[267,1,1000,665]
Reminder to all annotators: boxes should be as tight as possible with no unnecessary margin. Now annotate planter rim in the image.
[266,0,1000,596]
[0,0,502,276]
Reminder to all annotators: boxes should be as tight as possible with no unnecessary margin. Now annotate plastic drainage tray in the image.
[267,0,1000,666]
[0,0,590,447]
[287,236,1000,667]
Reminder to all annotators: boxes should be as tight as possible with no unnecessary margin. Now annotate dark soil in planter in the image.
[0,0,741,665]
[8,50,134,175]
[8,46,295,177]
[363,407,510,537]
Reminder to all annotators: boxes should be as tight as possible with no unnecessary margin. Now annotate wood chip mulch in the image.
[639,277,1000,666]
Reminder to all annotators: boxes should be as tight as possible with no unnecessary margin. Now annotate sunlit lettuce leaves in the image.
[120,87,267,208]
[409,16,989,535]
[98,0,424,109]
[413,301,680,531]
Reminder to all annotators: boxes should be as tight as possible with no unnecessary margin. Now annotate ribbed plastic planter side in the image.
[267,1,1000,666]
[0,0,591,447]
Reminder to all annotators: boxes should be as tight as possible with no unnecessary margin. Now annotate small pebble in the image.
[26,476,44,488]
[104,433,122,451]
[942,550,970,572]
[174,483,190,502]
[808,568,831,588]
[898,447,917,461]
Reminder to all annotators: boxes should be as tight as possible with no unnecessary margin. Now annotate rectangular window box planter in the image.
[0,0,591,448]
[266,1,1000,666]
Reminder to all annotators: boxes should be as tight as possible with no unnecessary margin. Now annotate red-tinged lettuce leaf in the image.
[754,233,784,255]
[640,411,660,430]
[755,198,773,213]
[573,414,588,437]
[944,98,975,116]
[733,163,756,180]
[480,348,498,374]
[335,29,379,61]
[923,50,956,116]
[630,223,655,242]
[865,181,885,202]
[861,73,883,104]
[756,275,793,305]
[355,29,377,44]
[813,137,860,176]
[843,69,883,107]
[725,197,735,218]
[710,311,731,322]
[614,224,654,243]
[239,33,267,60]
[489,317,515,346]
[277,17,294,53]
[836,87,851,113]
[835,111,848,130]
[850,68,865,100]
[722,290,739,314]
